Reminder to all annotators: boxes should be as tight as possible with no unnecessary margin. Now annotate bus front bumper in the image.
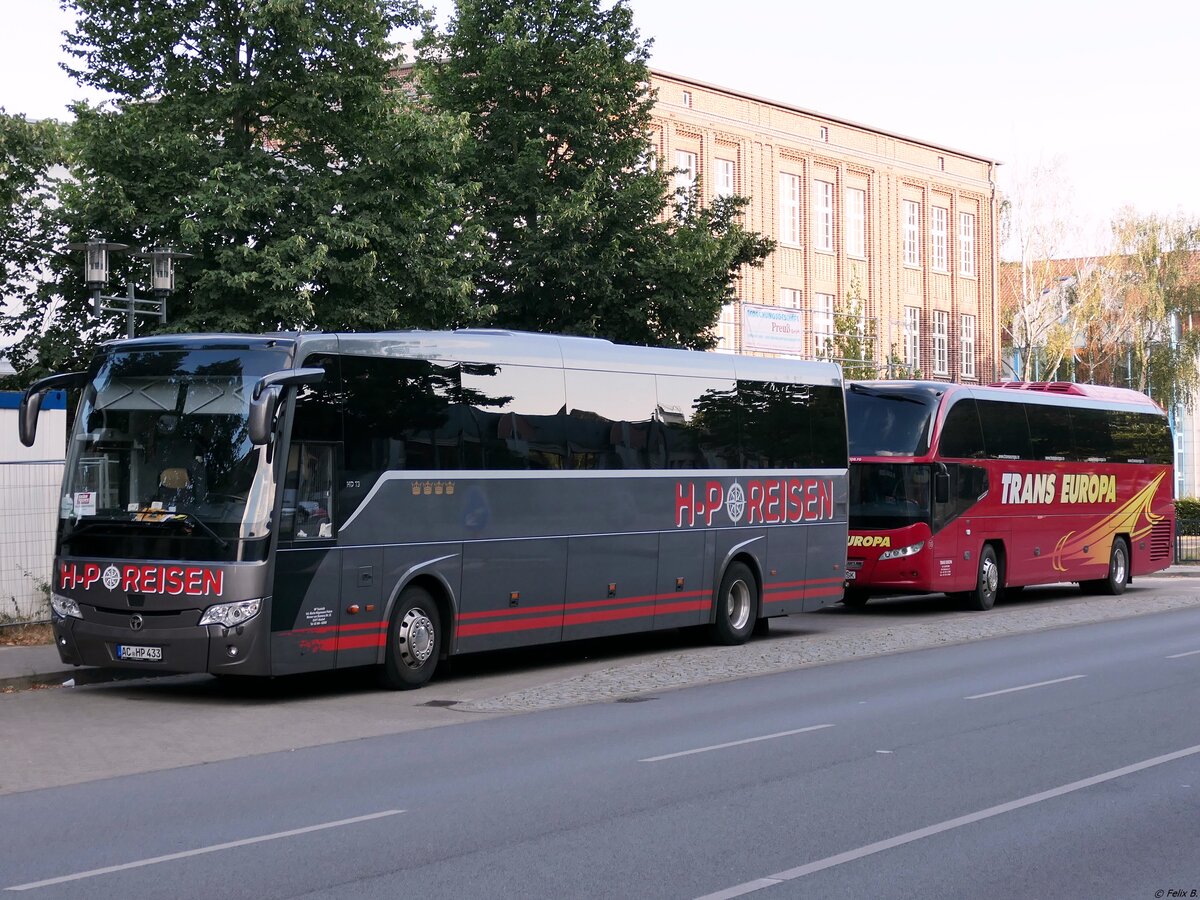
[52,611,271,677]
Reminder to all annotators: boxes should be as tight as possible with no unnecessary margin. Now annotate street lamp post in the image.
[66,237,192,338]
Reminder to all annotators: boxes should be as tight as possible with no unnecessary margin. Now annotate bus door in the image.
[934,463,990,593]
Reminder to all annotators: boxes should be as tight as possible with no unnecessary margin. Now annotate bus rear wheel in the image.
[964,545,999,611]
[708,562,758,646]
[1083,537,1129,596]
[379,586,441,690]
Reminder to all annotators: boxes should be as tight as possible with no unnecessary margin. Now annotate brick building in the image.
[649,70,1001,382]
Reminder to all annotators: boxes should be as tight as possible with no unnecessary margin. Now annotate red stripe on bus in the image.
[458,588,708,621]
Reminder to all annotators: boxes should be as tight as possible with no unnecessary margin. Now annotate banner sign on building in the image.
[742,303,805,355]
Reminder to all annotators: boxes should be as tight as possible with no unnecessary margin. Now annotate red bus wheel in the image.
[964,545,999,611]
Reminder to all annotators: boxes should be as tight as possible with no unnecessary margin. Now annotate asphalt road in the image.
[3,595,1200,898]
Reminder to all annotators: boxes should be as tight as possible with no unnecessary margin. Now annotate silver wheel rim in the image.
[1113,546,1127,585]
[725,578,752,631]
[981,556,998,598]
[398,607,435,669]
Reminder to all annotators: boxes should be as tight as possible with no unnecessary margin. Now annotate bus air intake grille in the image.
[1150,520,1172,561]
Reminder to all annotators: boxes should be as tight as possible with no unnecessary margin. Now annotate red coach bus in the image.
[844,381,1174,610]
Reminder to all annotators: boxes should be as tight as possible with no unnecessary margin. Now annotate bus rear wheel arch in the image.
[708,560,759,646]
[379,584,442,690]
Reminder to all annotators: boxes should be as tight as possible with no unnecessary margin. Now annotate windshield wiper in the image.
[163,512,229,548]
[62,511,229,548]
[849,383,930,405]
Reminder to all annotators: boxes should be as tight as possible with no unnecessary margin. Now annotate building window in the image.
[681,90,693,107]
[904,306,921,370]
[937,156,945,171]
[959,212,976,276]
[714,158,735,198]
[813,292,835,358]
[813,180,834,253]
[715,302,737,353]
[961,314,976,377]
[903,200,921,267]
[819,125,829,142]
[779,288,802,309]
[675,150,697,213]
[846,187,866,258]
[779,173,801,246]
[931,206,948,272]
[933,310,948,375]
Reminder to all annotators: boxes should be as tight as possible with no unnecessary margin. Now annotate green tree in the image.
[4,0,487,378]
[416,0,771,349]
[1108,209,1200,411]
[827,275,880,378]
[0,112,71,379]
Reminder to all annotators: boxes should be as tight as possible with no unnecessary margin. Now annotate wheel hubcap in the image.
[982,558,998,596]
[726,579,752,631]
[1114,548,1127,584]
[398,607,435,668]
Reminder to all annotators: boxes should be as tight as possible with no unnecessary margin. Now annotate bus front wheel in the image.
[964,545,999,611]
[379,586,441,690]
[1083,537,1129,596]
[708,562,758,646]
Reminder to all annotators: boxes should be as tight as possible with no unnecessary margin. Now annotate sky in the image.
[2,0,1197,257]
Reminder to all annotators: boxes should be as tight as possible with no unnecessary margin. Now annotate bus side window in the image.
[977,399,1032,460]
[282,443,335,540]
[564,369,656,469]
[937,398,984,459]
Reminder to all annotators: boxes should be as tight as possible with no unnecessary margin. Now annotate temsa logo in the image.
[675,478,835,528]
[848,535,891,548]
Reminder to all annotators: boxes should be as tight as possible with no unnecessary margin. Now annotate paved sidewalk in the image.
[4,565,1199,693]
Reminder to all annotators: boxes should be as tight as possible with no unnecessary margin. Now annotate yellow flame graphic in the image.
[1052,472,1166,572]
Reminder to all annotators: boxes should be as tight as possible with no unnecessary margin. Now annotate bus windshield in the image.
[849,462,932,529]
[846,383,940,457]
[60,346,291,559]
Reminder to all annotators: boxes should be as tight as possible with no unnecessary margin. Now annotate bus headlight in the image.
[879,541,925,561]
[199,599,262,628]
[50,594,82,619]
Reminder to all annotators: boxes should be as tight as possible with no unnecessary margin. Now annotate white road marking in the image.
[964,674,1086,700]
[1166,649,1200,659]
[694,743,1200,900]
[5,810,404,892]
[639,724,835,763]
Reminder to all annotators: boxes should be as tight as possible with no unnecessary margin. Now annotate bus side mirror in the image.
[934,470,950,505]
[18,371,86,447]
[247,367,325,446]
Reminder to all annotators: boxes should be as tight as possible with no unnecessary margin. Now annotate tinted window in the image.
[932,463,988,533]
[977,400,1032,460]
[564,369,656,469]
[849,462,931,529]
[845,385,937,457]
[1110,410,1173,464]
[937,398,984,459]
[291,353,343,445]
[809,384,848,468]
[461,363,567,469]
[738,381,815,468]
[655,375,737,468]
[1069,406,1113,462]
[1026,402,1074,461]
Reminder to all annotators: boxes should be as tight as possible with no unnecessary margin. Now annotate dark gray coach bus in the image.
[20,330,848,688]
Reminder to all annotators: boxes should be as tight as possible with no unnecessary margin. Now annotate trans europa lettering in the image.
[1000,473,1117,505]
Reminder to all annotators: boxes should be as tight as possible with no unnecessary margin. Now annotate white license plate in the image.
[845,570,856,581]
[116,644,162,661]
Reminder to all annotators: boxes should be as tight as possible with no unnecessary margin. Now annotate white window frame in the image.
[714,158,735,198]
[903,200,920,267]
[674,150,698,214]
[931,206,948,273]
[959,212,976,277]
[715,302,737,353]
[813,180,834,253]
[779,288,802,309]
[960,314,976,377]
[932,309,949,375]
[779,173,801,247]
[845,187,866,258]
[904,306,921,370]
[812,292,835,358]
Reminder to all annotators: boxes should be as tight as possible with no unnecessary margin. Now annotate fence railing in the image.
[0,459,63,625]
[1176,519,1200,565]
